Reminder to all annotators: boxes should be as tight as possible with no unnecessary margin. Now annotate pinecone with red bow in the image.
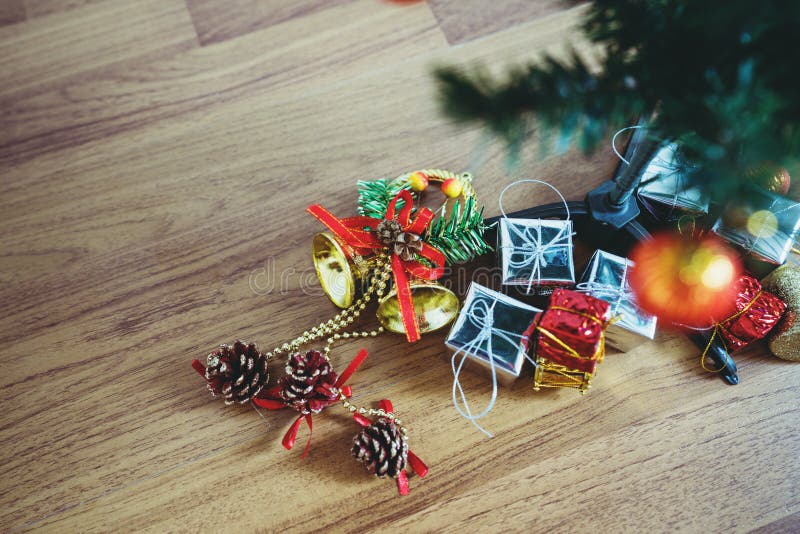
[204,341,269,405]
[352,417,409,478]
[280,350,341,414]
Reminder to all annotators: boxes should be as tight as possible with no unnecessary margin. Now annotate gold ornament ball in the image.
[761,264,800,361]
[441,177,462,198]
[408,171,429,192]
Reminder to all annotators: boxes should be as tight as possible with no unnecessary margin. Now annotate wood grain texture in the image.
[23,0,104,17]
[0,1,798,532]
[0,0,25,26]
[428,0,573,44]
[186,0,354,46]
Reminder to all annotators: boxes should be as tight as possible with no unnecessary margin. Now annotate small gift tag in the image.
[577,250,657,351]
[496,180,576,295]
[637,143,709,221]
[712,186,800,265]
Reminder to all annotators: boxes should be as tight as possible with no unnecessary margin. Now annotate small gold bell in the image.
[312,232,376,308]
[376,280,460,336]
[312,233,459,337]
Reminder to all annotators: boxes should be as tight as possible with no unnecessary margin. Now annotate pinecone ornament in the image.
[205,341,269,405]
[376,219,403,245]
[280,350,341,414]
[393,232,423,261]
[352,417,409,478]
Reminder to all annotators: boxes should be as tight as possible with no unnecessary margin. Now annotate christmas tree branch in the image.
[434,0,800,195]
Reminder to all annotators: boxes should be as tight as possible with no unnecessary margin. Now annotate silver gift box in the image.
[578,250,657,351]
[712,186,800,265]
[444,283,541,386]
[637,143,709,221]
[498,218,575,295]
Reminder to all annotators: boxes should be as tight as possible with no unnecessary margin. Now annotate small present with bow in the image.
[708,274,786,353]
[445,283,541,386]
[524,289,613,394]
[711,185,800,265]
[636,143,709,222]
[577,250,657,351]
[498,218,575,295]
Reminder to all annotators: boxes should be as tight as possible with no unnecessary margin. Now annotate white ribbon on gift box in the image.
[575,261,633,318]
[504,221,573,291]
[498,180,575,293]
[736,195,800,264]
[451,296,536,438]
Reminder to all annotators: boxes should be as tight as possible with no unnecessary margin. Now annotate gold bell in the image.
[312,232,459,336]
[376,280,460,336]
[312,232,376,308]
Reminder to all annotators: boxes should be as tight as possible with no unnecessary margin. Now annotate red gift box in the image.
[524,289,612,374]
[717,275,786,351]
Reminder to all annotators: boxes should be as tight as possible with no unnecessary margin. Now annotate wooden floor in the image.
[1,1,798,532]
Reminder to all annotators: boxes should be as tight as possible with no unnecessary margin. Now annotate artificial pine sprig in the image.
[357,177,412,219]
[434,0,800,196]
[426,197,492,264]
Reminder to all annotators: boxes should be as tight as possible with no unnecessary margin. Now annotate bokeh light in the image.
[746,209,778,238]
[629,232,743,327]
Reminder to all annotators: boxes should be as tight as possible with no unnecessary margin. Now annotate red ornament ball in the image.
[745,163,791,195]
[629,232,743,328]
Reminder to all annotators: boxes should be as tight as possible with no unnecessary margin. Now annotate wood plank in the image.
[24,0,104,18]
[186,0,353,46]
[19,344,800,531]
[429,0,573,45]
[0,0,197,100]
[0,0,25,26]
[0,0,443,168]
[0,2,585,292]
[1,1,797,532]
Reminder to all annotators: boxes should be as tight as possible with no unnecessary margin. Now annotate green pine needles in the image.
[426,197,492,264]
[434,0,800,196]
[357,178,491,264]
[357,177,411,219]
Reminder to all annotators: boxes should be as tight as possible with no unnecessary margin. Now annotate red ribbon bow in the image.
[307,190,446,342]
[252,349,369,458]
[353,399,428,496]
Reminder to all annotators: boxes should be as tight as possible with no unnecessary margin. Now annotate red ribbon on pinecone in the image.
[352,399,428,496]
[253,349,369,458]
[307,190,446,342]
